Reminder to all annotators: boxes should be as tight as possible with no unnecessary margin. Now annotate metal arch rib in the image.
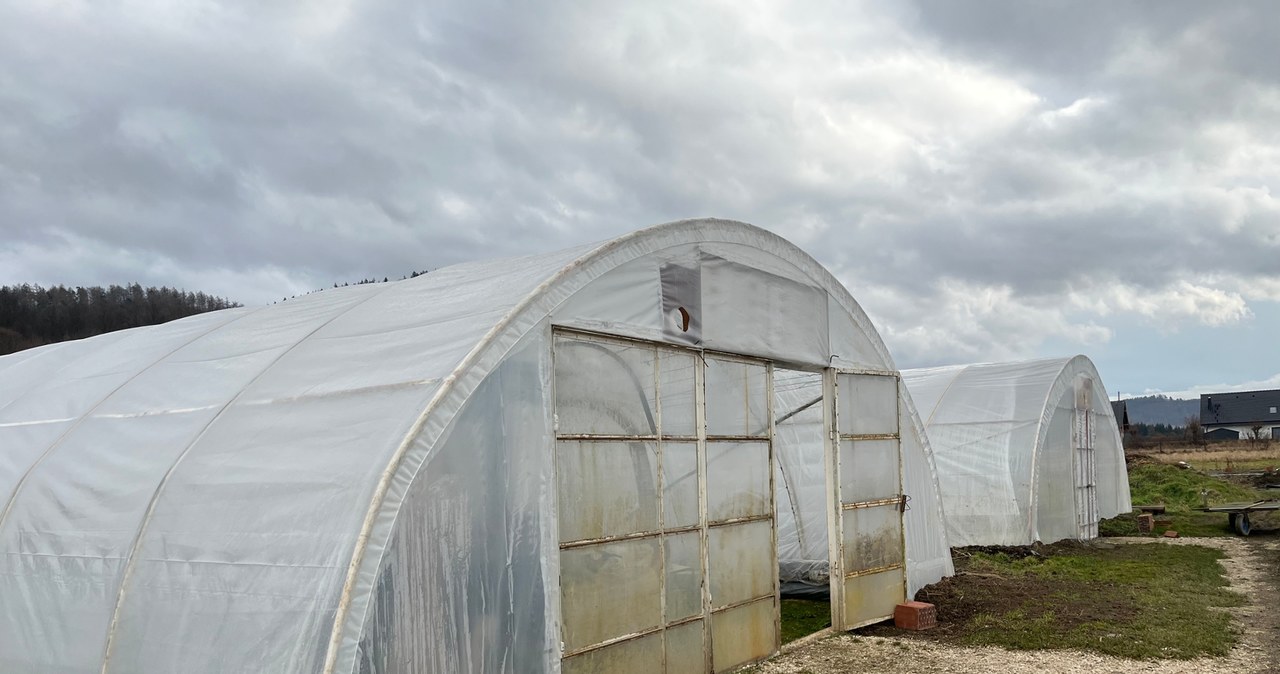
[97,285,401,674]
[921,365,970,430]
[1024,355,1085,543]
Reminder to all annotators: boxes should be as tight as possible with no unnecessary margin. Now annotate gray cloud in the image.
[1,0,1278,388]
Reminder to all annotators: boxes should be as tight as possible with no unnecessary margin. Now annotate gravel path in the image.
[756,537,1275,674]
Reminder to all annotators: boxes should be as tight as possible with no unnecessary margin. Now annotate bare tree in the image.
[1185,415,1206,447]
[1249,424,1267,450]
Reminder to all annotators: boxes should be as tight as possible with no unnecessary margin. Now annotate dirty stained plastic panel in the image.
[557,441,660,542]
[710,600,775,674]
[665,621,706,674]
[842,506,905,573]
[561,537,664,652]
[562,631,664,674]
[843,570,904,627]
[665,532,704,622]
[707,520,774,609]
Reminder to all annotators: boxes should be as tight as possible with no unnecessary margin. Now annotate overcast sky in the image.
[2,1,1278,398]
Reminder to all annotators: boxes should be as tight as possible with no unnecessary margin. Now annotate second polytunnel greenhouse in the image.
[902,356,1132,548]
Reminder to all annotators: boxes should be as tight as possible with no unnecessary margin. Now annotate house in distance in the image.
[1200,389,1280,440]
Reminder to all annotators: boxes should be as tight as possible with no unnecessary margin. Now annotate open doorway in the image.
[772,369,833,639]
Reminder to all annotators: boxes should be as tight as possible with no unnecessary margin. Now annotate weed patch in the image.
[780,598,831,643]
[1100,461,1269,538]
[1127,462,1260,509]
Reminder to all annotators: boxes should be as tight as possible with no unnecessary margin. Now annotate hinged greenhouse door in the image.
[551,330,778,674]
[1074,381,1099,539]
[827,370,906,631]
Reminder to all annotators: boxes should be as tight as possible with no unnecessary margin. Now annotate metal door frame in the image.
[825,367,907,631]
[550,327,780,673]
[1073,380,1099,540]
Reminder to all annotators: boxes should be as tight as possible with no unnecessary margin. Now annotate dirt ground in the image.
[756,536,1280,674]
[858,543,1142,644]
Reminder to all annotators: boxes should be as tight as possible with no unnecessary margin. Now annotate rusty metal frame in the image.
[710,593,775,615]
[557,433,696,441]
[844,562,905,580]
[840,496,903,511]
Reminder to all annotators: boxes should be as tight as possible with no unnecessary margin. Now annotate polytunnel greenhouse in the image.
[902,356,1132,548]
[0,219,953,674]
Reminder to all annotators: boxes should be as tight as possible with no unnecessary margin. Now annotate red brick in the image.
[1163,530,1179,538]
[894,601,937,630]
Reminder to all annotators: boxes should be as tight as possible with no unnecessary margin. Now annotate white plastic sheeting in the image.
[0,218,953,673]
[903,356,1132,547]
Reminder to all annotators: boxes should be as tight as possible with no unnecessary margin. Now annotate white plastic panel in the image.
[839,439,898,501]
[706,442,770,523]
[352,329,554,674]
[703,359,768,437]
[554,336,658,437]
[699,254,830,367]
[108,385,434,673]
[838,374,898,437]
[659,351,699,437]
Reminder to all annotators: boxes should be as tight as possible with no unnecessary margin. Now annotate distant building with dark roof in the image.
[1200,389,1280,440]
[1110,399,1130,433]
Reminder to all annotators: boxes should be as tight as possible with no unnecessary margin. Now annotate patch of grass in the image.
[1100,461,1267,538]
[916,542,1244,659]
[1127,462,1260,509]
[780,598,831,643]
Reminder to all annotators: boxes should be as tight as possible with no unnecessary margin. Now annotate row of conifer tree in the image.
[0,284,240,356]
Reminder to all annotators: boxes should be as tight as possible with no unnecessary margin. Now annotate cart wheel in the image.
[1229,513,1238,531]
[1234,512,1252,536]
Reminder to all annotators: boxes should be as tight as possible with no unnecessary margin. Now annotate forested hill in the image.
[0,284,241,357]
[1124,394,1199,427]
